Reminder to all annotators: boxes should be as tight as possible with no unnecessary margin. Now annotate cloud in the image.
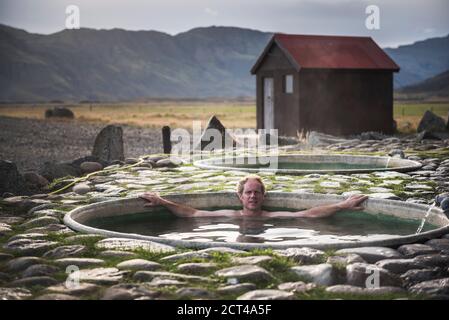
[204,7,218,16]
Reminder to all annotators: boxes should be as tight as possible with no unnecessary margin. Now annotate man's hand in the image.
[336,194,368,211]
[139,192,197,217]
[139,192,165,207]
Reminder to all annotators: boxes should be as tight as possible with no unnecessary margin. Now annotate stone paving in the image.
[1,136,449,300]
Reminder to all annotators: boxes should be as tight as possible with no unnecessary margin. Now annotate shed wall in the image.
[256,45,300,136]
[298,69,394,135]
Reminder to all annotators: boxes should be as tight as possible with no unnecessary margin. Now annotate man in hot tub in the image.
[139,175,368,218]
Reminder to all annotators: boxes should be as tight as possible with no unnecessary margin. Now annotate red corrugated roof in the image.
[251,33,400,73]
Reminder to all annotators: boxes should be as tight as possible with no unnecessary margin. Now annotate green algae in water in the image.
[85,207,437,245]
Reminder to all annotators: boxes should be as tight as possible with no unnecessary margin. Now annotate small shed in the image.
[250,34,400,136]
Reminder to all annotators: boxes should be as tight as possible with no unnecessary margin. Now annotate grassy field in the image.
[394,102,449,133]
[0,101,448,133]
[0,101,256,129]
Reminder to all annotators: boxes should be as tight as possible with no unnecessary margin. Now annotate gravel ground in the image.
[0,116,163,172]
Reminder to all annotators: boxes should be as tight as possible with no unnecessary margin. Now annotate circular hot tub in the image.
[193,154,422,175]
[64,192,449,250]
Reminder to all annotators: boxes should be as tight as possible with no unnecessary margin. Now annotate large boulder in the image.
[38,162,80,181]
[92,125,124,162]
[70,156,108,176]
[79,162,103,174]
[45,107,74,119]
[417,110,446,133]
[196,116,239,151]
[22,172,49,188]
[416,130,449,141]
[0,160,28,196]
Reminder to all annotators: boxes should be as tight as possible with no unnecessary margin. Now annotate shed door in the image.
[263,78,274,130]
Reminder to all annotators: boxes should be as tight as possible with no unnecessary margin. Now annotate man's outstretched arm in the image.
[267,194,368,218]
[139,192,236,217]
[139,192,197,217]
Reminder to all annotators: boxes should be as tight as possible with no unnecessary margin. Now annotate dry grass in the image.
[394,102,449,133]
[1,101,448,133]
[0,101,256,129]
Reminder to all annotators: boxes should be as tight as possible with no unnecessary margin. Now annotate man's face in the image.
[238,179,265,212]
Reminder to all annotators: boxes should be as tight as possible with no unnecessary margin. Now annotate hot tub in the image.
[64,192,449,250]
[193,154,422,175]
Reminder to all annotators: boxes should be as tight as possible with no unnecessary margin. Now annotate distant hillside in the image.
[385,35,449,88]
[0,24,448,101]
[396,69,449,100]
[0,24,272,101]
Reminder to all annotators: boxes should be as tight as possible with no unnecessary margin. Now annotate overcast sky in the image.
[1,0,448,48]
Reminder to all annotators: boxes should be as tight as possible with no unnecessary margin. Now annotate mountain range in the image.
[0,24,448,101]
[385,35,449,88]
[397,69,449,100]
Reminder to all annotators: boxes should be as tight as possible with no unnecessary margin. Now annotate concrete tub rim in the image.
[193,154,422,174]
[63,192,449,250]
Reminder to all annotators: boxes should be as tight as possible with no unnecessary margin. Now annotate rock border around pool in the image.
[64,192,449,250]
